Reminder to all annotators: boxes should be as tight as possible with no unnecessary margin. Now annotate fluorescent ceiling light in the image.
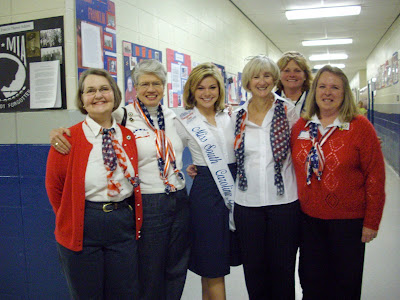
[302,38,353,46]
[314,64,345,69]
[309,53,348,61]
[286,6,361,20]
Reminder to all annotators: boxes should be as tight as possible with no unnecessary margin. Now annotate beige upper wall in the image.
[0,0,281,143]
[350,69,367,91]
[366,15,400,110]
[1,0,282,110]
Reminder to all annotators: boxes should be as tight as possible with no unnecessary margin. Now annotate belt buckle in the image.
[103,203,114,212]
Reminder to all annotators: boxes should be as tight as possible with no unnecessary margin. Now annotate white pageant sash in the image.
[178,110,236,231]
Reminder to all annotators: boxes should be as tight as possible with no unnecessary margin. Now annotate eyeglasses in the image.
[83,86,112,96]
[137,81,163,89]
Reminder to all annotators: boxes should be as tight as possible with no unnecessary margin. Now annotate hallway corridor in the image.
[182,163,400,300]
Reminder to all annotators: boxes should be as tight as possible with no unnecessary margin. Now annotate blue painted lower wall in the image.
[374,111,400,175]
[0,144,193,299]
[0,110,397,298]
[0,144,69,299]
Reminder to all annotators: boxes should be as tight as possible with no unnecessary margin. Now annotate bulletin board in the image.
[122,41,162,105]
[227,72,239,105]
[76,0,117,80]
[237,72,249,104]
[0,16,66,112]
[373,51,399,90]
[166,48,191,108]
[212,62,227,103]
[392,52,399,85]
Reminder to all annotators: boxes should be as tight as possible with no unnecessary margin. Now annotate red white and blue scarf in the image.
[134,99,184,194]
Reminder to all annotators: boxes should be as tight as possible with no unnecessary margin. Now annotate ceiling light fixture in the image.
[314,64,346,69]
[309,53,348,61]
[302,38,353,46]
[286,6,361,20]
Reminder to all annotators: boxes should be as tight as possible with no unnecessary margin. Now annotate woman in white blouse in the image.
[176,63,237,300]
[46,68,142,299]
[50,60,190,300]
[232,55,300,299]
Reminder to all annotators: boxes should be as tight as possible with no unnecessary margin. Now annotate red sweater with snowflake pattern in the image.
[290,115,385,230]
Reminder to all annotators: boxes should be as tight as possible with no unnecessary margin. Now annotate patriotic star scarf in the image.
[102,127,141,197]
[134,99,184,194]
[305,122,337,185]
[234,99,290,195]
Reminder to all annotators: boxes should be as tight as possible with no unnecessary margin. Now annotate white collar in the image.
[85,115,118,137]
[280,90,306,104]
[306,115,350,130]
[235,92,293,113]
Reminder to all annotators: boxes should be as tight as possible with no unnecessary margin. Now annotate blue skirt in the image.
[188,164,237,278]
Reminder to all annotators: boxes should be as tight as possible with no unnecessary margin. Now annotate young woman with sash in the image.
[176,62,236,300]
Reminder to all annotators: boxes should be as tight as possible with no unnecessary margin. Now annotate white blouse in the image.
[280,90,307,118]
[113,104,186,194]
[83,115,135,202]
[233,93,298,207]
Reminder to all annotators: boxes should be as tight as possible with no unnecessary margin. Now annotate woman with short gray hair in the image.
[232,55,300,299]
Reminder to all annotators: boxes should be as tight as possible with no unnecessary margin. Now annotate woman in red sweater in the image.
[46,68,142,299]
[291,65,385,300]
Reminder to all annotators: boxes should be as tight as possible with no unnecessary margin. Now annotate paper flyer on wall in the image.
[166,48,191,108]
[29,60,61,109]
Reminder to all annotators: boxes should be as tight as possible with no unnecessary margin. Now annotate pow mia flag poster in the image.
[0,16,66,112]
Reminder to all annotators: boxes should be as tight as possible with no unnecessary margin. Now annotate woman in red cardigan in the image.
[46,68,142,299]
[291,65,385,300]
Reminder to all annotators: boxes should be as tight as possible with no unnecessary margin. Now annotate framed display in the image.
[0,16,66,112]
[166,48,191,108]
[122,41,162,105]
[76,0,117,80]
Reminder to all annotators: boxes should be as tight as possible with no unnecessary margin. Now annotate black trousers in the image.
[57,202,139,300]
[234,201,300,300]
[299,212,365,300]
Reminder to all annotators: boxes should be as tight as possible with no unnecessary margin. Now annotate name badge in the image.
[298,130,310,140]
[134,129,150,139]
[338,123,350,130]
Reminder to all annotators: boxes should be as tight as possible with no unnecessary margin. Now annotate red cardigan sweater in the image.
[291,115,385,230]
[45,122,143,251]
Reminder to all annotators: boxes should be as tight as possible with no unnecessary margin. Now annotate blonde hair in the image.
[76,68,122,114]
[276,51,312,92]
[183,62,225,111]
[241,55,280,92]
[302,65,358,122]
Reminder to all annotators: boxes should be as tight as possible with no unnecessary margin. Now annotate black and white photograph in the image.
[41,46,62,62]
[40,28,62,48]
[26,31,40,57]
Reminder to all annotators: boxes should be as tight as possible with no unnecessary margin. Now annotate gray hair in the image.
[241,55,280,92]
[131,59,167,85]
